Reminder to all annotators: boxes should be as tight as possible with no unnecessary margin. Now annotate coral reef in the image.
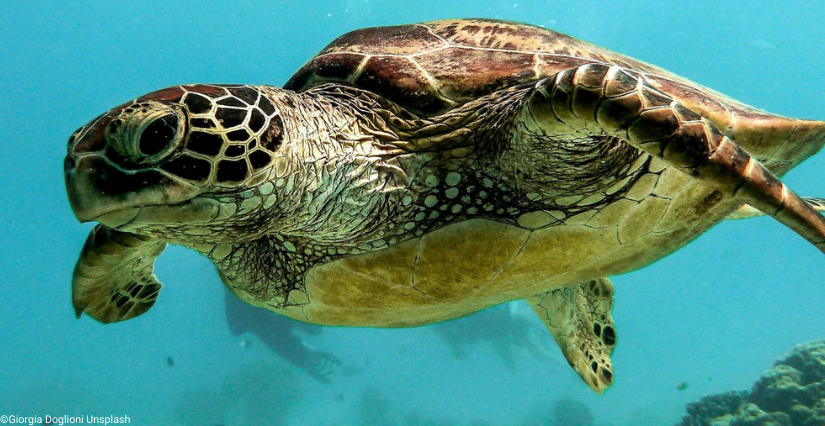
[678,340,825,426]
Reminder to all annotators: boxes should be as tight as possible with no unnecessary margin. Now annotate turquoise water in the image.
[2,1,825,424]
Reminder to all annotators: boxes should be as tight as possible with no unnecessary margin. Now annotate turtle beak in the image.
[64,134,200,226]
[64,153,146,223]
[64,154,94,222]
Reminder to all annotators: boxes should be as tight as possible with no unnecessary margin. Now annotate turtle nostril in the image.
[64,156,77,173]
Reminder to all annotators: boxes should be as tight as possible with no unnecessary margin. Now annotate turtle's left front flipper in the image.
[72,224,167,323]
[523,64,825,253]
[526,278,616,394]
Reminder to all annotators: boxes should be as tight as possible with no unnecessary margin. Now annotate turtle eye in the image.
[139,114,177,156]
[108,102,185,166]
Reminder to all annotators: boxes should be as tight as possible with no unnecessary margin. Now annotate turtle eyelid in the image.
[105,102,188,167]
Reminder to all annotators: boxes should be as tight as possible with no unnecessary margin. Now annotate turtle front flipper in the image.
[521,64,825,253]
[526,278,616,394]
[72,224,167,323]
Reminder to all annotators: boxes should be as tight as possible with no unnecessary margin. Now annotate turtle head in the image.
[65,84,286,236]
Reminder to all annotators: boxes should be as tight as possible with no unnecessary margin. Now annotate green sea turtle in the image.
[64,18,825,393]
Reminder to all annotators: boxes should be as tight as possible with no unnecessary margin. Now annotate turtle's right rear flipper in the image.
[72,224,167,323]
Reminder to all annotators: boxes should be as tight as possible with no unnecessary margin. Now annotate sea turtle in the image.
[64,18,825,393]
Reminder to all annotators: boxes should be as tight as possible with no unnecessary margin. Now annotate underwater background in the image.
[2,1,825,424]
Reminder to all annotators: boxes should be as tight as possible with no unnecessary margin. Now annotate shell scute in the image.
[284,53,365,92]
[415,47,537,102]
[431,19,574,53]
[353,56,449,116]
[321,24,444,56]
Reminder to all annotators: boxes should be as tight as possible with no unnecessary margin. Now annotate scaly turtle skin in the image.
[64,19,825,393]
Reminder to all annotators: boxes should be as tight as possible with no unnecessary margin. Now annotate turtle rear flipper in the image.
[526,278,616,394]
[72,224,167,323]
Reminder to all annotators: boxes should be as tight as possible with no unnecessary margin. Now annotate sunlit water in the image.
[2,1,824,424]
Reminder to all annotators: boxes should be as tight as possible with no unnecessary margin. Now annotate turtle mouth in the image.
[95,208,141,228]
[65,153,204,224]
[91,197,223,231]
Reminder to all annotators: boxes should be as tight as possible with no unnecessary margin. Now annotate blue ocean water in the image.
[2,1,824,424]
